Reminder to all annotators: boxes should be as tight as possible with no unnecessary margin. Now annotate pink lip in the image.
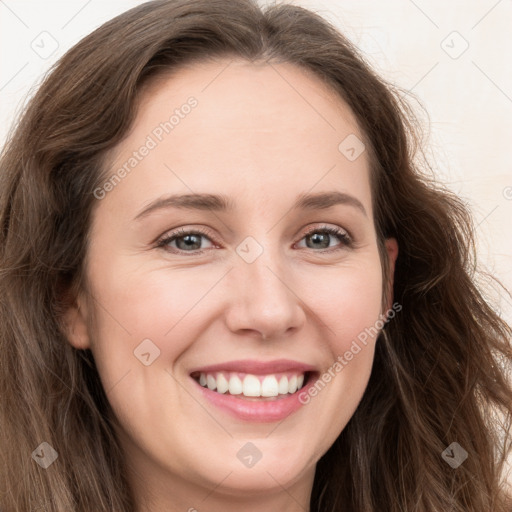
[189,358,317,375]
[189,359,318,423]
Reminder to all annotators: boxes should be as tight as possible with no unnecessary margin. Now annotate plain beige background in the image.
[1,0,511,487]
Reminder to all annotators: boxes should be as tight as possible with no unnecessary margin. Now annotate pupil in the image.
[308,232,329,249]
[178,234,200,250]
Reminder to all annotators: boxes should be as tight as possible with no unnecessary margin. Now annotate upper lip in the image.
[189,359,317,375]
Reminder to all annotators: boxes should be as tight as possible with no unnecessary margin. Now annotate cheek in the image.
[87,259,215,348]
[84,264,205,442]
[298,255,384,408]
[301,258,384,353]
[283,257,385,463]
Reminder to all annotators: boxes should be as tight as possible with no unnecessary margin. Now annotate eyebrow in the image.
[134,191,367,220]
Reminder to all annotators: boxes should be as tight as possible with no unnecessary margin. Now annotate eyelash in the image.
[156,225,353,256]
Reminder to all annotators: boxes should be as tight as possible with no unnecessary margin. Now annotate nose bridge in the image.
[225,233,305,339]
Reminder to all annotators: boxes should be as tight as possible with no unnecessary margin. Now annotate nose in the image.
[223,240,306,341]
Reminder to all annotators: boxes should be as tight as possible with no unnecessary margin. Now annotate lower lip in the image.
[192,373,317,423]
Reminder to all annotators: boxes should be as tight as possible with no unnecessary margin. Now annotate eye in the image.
[156,227,216,254]
[156,224,353,256]
[295,225,352,251]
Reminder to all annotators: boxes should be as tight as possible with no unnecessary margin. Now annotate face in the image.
[65,58,398,509]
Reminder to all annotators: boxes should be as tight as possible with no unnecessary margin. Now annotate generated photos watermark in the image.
[93,96,198,200]
[298,301,402,404]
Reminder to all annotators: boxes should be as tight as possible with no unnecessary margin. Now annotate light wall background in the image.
[1,0,511,480]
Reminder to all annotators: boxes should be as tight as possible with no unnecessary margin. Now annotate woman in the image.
[0,0,510,510]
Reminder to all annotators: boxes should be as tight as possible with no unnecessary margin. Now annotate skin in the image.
[64,58,398,512]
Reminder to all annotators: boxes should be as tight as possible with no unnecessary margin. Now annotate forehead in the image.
[99,58,372,219]
[135,58,362,138]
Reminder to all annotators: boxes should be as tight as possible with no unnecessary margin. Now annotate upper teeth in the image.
[197,372,306,397]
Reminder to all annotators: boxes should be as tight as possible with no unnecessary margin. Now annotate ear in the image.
[61,291,92,350]
[384,237,399,312]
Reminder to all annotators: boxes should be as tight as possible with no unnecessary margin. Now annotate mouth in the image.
[190,370,311,401]
[188,359,319,422]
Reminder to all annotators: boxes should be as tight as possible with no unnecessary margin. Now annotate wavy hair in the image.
[0,0,511,510]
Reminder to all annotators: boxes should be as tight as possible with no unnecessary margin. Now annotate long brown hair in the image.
[1,1,511,510]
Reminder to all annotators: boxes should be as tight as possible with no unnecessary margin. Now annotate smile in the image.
[192,371,307,398]
[189,359,318,422]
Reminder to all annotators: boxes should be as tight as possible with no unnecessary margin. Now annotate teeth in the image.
[288,375,298,393]
[216,373,229,394]
[206,374,217,391]
[261,375,279,397]
[196,371,307,398]
[278,376,289,394]
[228,375,243,395]
[243,375,261,397]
